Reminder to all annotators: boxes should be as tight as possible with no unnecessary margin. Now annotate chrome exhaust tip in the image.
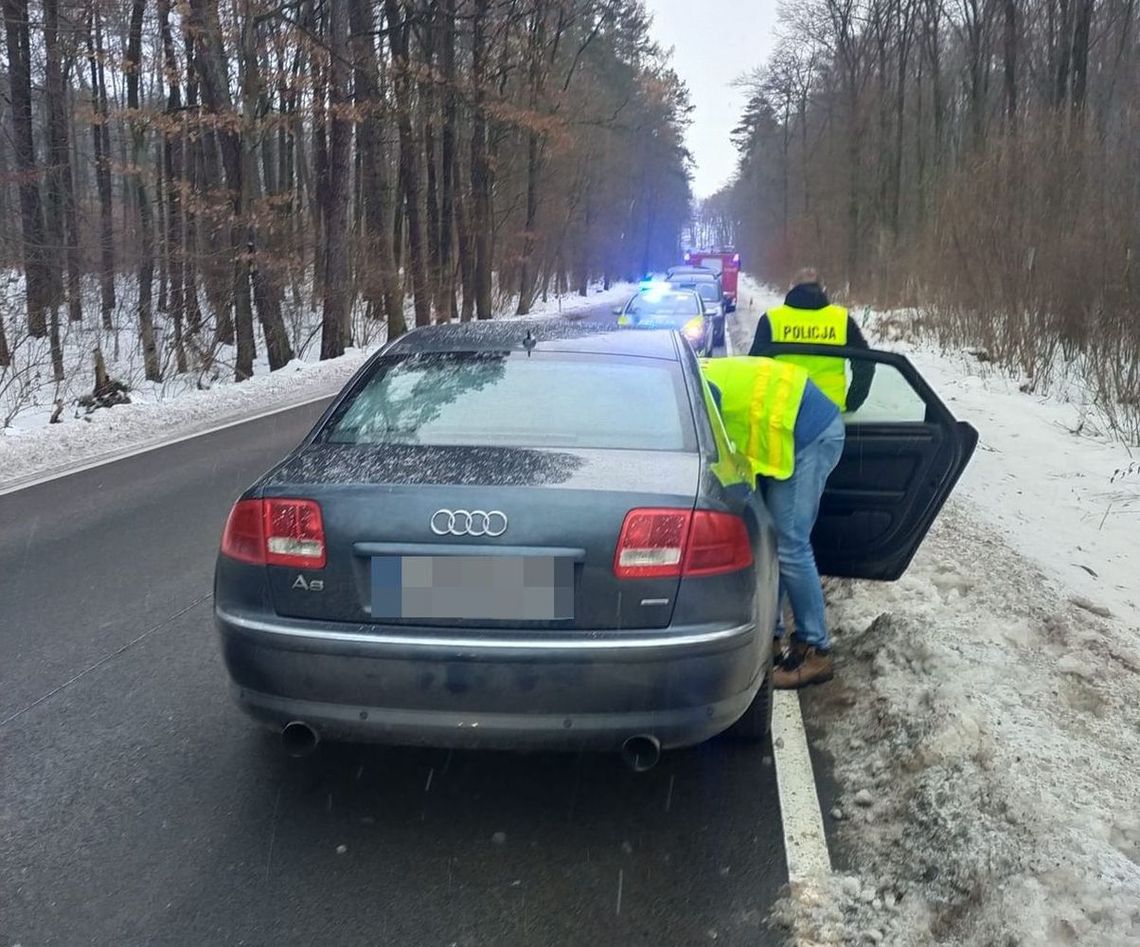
[621,735,661,772]
[281,720,320,758]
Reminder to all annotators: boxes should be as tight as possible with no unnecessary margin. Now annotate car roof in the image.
[637,288,699,297]
[385,319,683,360]
[669,279,717,290]
[667,267,718,278]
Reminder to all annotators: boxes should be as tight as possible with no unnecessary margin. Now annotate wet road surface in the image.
[0,307,787,946]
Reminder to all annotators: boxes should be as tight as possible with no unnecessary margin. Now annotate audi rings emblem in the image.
[430,509,509,537]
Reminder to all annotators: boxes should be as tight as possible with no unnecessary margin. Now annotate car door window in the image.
[841,362,927,422]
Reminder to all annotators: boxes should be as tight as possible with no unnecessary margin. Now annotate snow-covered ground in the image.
[730,276,1140,945]
[0,277,635,490]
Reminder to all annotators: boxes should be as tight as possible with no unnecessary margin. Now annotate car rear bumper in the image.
[216,608,767,751]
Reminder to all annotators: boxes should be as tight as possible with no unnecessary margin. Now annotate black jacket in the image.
[748,283,873,412]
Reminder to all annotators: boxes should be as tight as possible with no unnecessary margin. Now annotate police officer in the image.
[749,268,872,413]
[701,355,845,689]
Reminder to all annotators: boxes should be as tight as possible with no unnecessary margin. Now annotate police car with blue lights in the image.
[612,282,716,356]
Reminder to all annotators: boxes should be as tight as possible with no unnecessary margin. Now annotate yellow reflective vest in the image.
[766,304,849,410]
[699,356,809,481]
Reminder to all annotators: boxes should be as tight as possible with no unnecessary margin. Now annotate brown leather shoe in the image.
[772,647,834,689]
[774,636,810,669]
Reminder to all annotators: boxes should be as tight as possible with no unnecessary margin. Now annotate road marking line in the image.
[0,391,336,497]
[0,593,211,728]
[772,690,833,881]
[728,292,833,883]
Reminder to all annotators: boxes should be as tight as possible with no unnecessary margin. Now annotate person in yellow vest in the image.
[701,356,845,689]
[748,268,873,413]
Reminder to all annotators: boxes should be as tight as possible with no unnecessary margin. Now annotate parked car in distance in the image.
[677,250,741,311]
[613,287,714,356]
[669,278,726,347]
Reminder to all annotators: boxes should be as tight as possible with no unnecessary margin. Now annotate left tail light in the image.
[221,498,327,569]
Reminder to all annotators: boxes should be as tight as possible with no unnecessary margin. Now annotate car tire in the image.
[727,655,773,742]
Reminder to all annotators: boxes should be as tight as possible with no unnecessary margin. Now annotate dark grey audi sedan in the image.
[214,320,975,766]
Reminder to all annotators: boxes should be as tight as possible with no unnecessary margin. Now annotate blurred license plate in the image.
[371,556,574,621]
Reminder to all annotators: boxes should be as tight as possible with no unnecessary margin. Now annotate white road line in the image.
[0,391,335,498]
[727,297,833,886]
[772,690,832,881]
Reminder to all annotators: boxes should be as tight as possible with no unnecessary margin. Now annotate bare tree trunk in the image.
[891,0,915,236]
[454,178,475,321]
[349,0,405,337]
[439,0,458,322]
[471,0,493,319]
[515,2,549,315]
[42,0,66,329]
[1070,0,1093,114]
[1003,0,1019,131]
[182,28,203,337]
[321,0,353,358]
[420,6,442,318]
[159,0,188,372]
[384,0,431,328]
[128,0,162,381]
[189,0,257,379]
[156,138,169,315]
[240,7,292,371]
[3,0,50,337]
[1053,0,1073,107]
[312,50,330,308]
[44,0,82,324]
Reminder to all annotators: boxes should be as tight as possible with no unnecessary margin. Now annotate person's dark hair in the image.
[791,267,820,289]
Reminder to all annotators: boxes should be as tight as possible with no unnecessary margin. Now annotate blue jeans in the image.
[765,415,846,650]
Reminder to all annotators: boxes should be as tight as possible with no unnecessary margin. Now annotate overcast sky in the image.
[643,0,781,200]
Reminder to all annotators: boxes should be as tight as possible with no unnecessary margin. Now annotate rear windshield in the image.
[322,352,694,451]
[625,292,702,321]
[672,282,719,302]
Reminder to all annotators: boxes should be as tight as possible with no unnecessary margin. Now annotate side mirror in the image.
[612,306,624,316]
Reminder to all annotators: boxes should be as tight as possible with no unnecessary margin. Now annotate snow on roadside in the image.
[730,276,1140,945]
[0,349,372,490]
[781,506,1140,945]
[502,282,638,320]
[0,281,635,491]
[859,307,1139,635]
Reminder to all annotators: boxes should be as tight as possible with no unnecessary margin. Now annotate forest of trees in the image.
[714,0,1140,435]
[0,0,692,390]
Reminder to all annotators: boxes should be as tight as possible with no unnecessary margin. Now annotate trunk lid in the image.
[262,443,700,630]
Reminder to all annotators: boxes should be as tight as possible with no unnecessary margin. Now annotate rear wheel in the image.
[727,654,773,742]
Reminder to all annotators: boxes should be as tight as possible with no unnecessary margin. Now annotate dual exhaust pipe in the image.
[281,720,320,758]
[621,734,661,772]
[280,722,661,771]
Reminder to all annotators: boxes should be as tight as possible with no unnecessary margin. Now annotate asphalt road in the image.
[0,303,786,947]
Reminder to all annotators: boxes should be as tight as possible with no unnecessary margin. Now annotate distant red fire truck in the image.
[681,249,741,311]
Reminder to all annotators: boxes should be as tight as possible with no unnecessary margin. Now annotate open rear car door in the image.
[756,344,979,581]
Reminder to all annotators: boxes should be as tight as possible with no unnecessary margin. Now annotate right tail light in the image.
[614,508,751,579]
